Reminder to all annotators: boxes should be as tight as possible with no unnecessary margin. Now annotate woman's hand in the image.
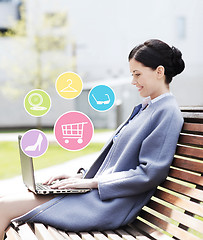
[50,178,98,189]
[44,173,83,185]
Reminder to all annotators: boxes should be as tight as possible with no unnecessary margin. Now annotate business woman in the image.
[0,39,185,239]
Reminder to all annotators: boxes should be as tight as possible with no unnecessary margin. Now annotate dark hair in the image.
[128,39,185,84]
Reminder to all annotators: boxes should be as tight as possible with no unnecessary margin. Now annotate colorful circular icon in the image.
[24,89,51,117]
[20,129,49,157]
[54,111,94,151]
[88,85,116,112]
[55,72,83,99]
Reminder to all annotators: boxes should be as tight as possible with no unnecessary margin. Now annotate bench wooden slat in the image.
[146,200,203,233]
[161,180,203,201]
[154,189,203,217]
[18,224,38,240]
[172,158,203,173]
[80,232,99,240]
[34,223,55,240]
[114,229,137,240]
[176,145,203,159]
[179,133,203,146]
[182,122,203,133]
[123,225,154,240]
[58,230,72,240]
[134,219,174,240]
[6,225,21,240]
[140,211,200,240]
[102,230,123,240]
[91,231,109,240]
[47,226,67,239]
[168,168,203,186]
[67,232,83,240]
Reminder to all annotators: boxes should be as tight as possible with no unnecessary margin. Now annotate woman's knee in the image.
[0,193,33,221]
[0,197,8,216]
[0,198,11,230]
[0,197,14,222]
[0,192,53,220]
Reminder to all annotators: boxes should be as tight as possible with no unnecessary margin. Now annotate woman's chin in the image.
[139,91,148,98]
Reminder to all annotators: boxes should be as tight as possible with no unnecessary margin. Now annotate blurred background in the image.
[0,0,203,130]
[0,0,203,180]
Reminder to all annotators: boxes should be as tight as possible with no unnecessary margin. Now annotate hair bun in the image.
[171,46,185,76]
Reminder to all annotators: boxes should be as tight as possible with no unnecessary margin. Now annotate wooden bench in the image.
[6,107,203,240]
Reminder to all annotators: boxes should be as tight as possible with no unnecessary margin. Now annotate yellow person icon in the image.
[55,72,83,99]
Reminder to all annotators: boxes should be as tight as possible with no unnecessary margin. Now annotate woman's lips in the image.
[137,86,143,92]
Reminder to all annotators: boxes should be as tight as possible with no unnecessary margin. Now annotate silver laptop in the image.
[18,135,91,195]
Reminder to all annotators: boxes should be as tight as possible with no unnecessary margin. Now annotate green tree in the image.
[0,0,74,127]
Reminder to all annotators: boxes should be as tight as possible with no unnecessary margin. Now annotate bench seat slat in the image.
[147,200,203,233]
[129,220,172,240]
[176,145,203,159]
[80,232,98,240]
[172,158,203,173]
[168,168,203,186]
[139,211,200,240]
[161,180,203,201]
[123,225,154,240]
[67,232,83,240]
[154,189,203,217]
[47,226,67,239]
[18,224,38,240]
[179,133,203,147]
[102,230,123,240]
[34,223,55,240]
[58,230,72,239]
[6,226,21,240]
[91,231,109,240]
[182,122,203,133]
[114,229,137,240]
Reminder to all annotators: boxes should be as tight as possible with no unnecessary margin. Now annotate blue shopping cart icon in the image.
[88,85,115,112]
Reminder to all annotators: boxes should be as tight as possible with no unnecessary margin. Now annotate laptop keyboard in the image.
[36,183,52,190]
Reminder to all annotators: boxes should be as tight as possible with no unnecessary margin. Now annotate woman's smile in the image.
[137,86,143,92]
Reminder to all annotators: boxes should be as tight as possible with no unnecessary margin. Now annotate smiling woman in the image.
[0,39,185,240]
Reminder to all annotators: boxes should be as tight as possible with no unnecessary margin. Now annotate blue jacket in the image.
[13,95,183,231]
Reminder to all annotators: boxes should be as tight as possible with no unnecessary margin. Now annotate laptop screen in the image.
[18,135,36,193]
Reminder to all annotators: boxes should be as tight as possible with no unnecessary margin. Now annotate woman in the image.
[0,39,185,239]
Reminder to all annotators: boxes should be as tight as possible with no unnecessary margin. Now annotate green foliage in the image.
[0,0,71,99]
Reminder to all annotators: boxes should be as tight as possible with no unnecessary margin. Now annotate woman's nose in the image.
[131,78,137,85]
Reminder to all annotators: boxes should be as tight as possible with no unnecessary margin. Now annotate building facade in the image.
[0,0,202,129]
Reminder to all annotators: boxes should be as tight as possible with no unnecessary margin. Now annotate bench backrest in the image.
[130,107,203,240]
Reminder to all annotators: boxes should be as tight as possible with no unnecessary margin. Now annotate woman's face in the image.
[129,58,167,100]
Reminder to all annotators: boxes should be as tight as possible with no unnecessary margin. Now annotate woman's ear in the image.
[156,65,165,79]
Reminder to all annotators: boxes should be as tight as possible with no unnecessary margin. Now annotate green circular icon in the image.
[24,89,51,117]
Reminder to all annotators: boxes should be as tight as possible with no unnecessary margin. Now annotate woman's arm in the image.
[97,107,183,200]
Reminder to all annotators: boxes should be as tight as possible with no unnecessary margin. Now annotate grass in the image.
[0,141,104,180]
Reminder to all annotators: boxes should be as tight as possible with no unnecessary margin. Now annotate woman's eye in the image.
[131,73,140,77]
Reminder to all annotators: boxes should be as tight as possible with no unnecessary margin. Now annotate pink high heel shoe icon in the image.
[25,133,43,151]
